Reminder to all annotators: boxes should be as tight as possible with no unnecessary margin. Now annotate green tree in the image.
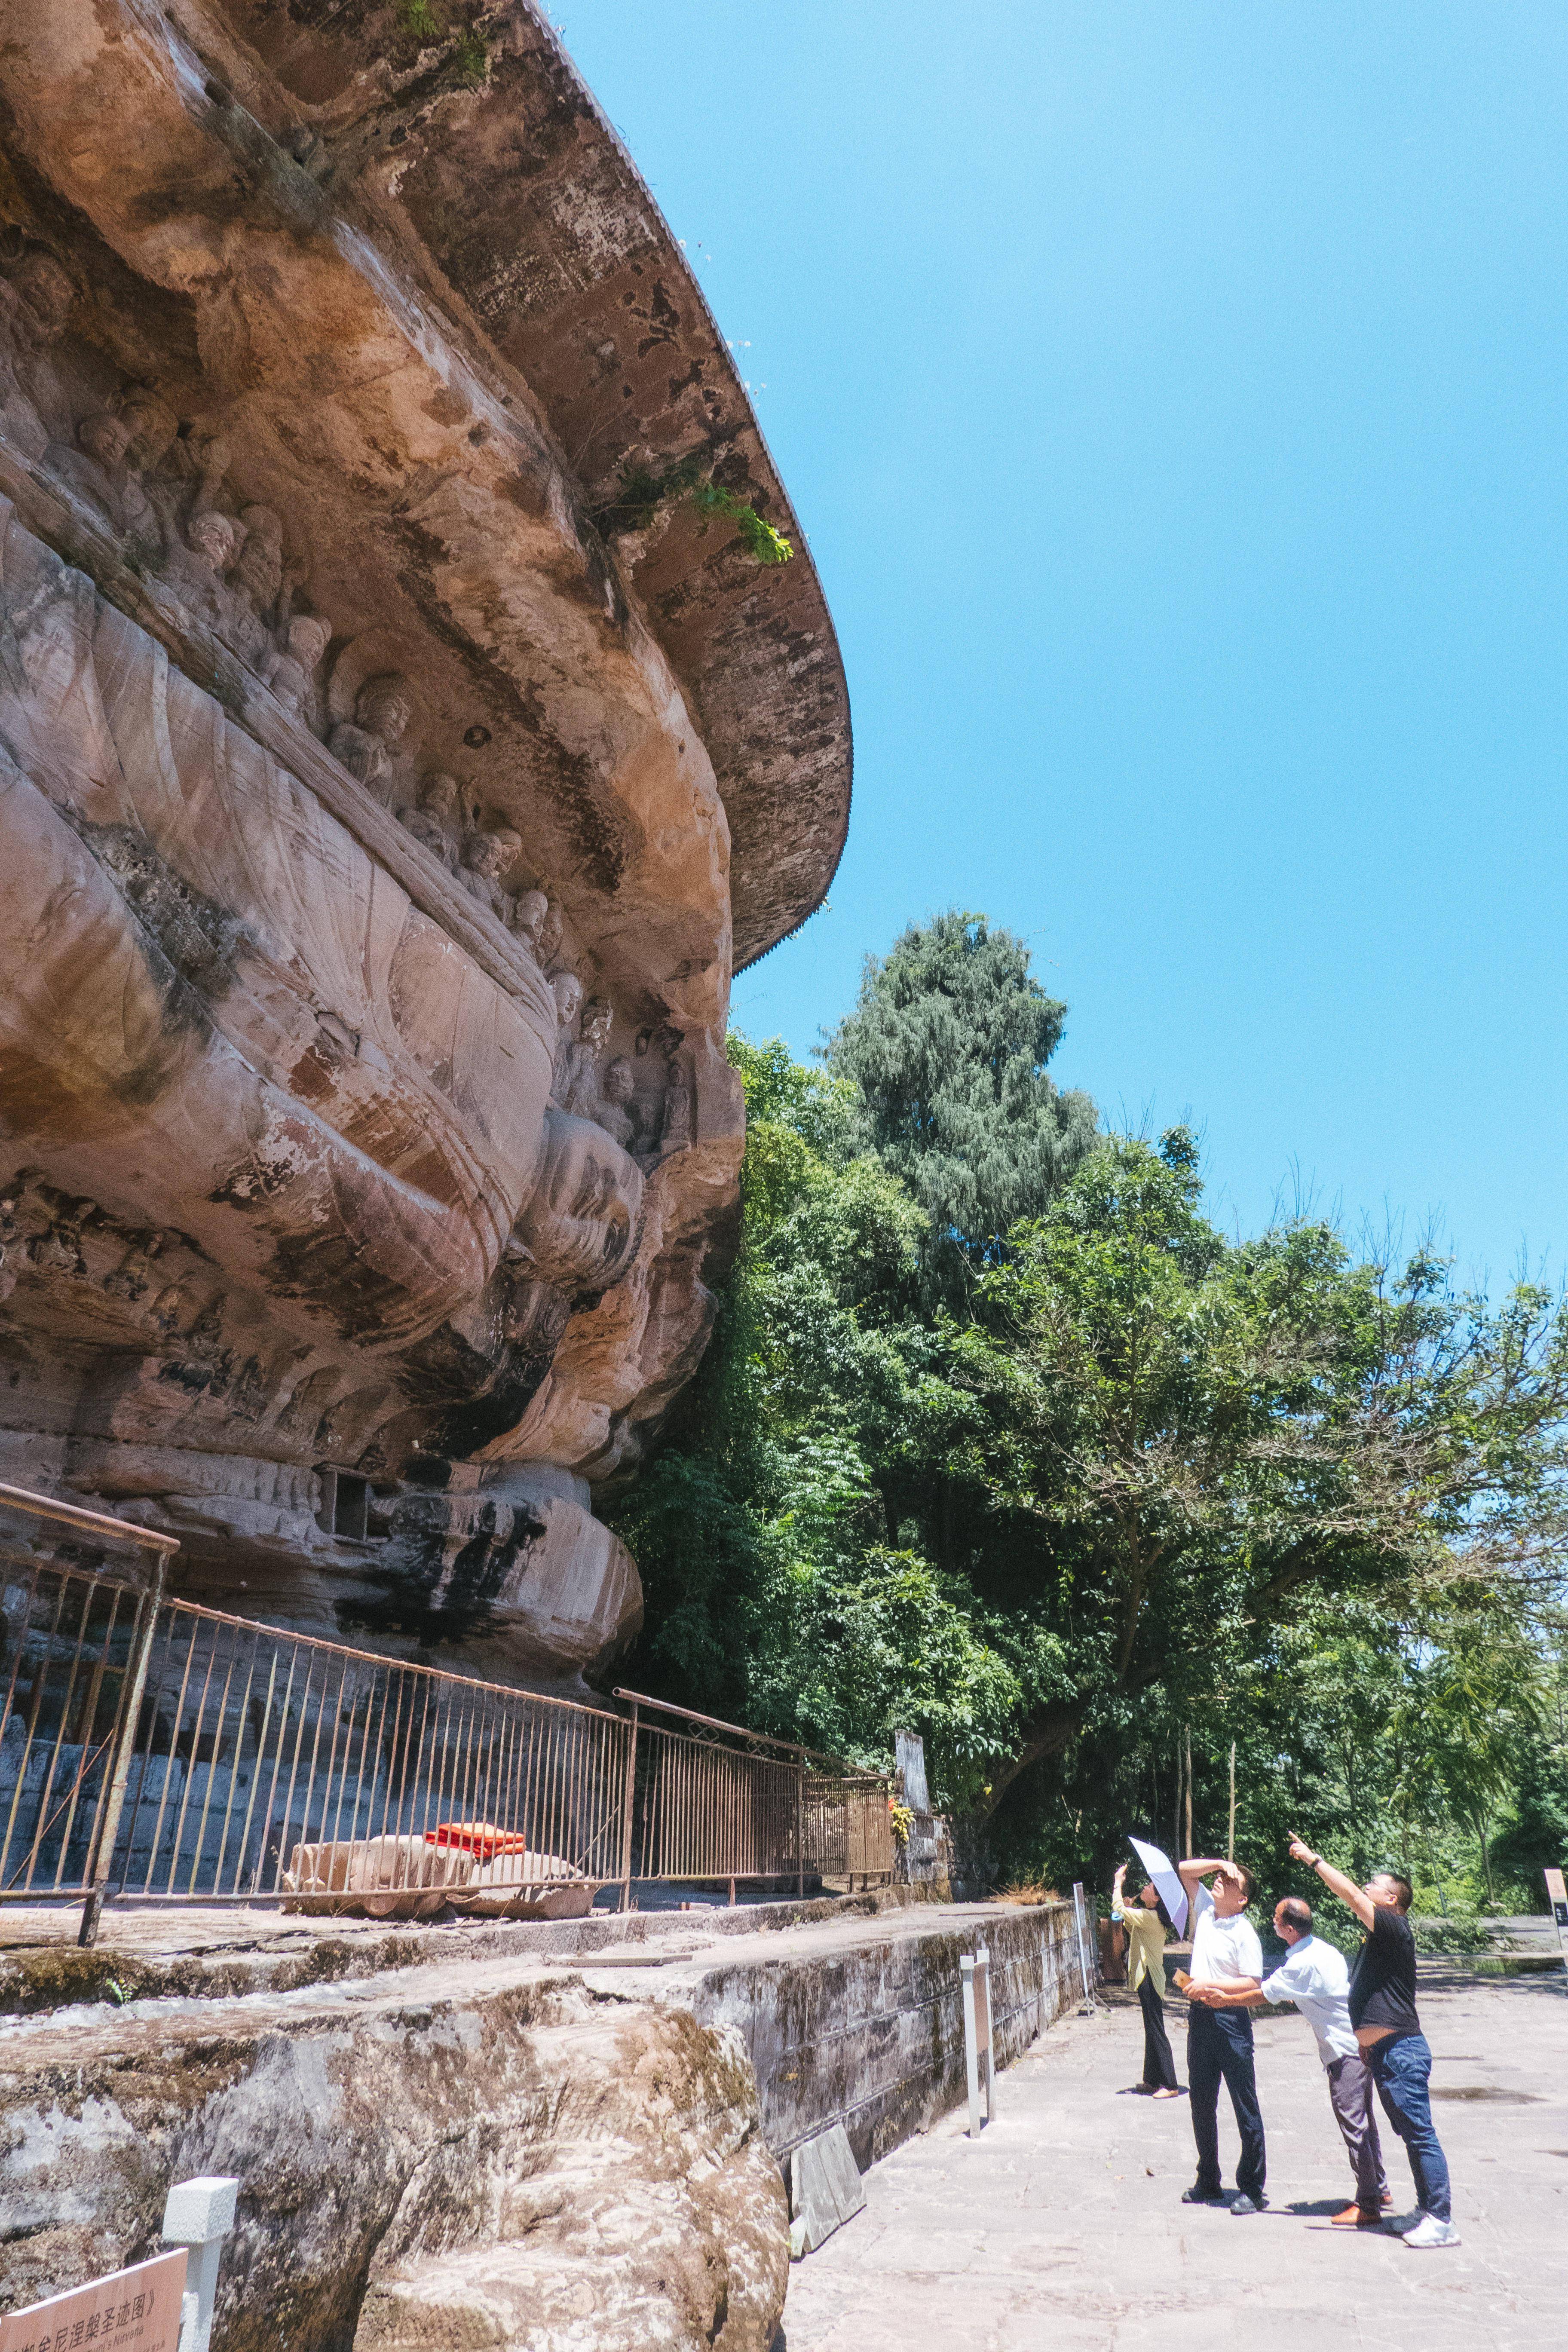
[825,911,1097,1296]
[960,1131,1568,1831]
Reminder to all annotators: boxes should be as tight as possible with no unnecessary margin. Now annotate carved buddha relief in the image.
[262,613,330,730]
[328,671,414,803]
[43,411,156,548]
[404,772,463,870]
[511,887,548,956]
[459,823,520,921]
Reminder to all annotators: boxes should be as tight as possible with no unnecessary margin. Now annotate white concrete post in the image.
[961,1942,994,2137]
[1071,1880,1096,2012]
[161,2174,239,2352]
[961,1952,981,2136]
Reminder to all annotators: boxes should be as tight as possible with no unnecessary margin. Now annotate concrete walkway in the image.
[781,1966,1568,2351]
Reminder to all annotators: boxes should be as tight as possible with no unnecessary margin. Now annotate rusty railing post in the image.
[618,1700,638,1914]
[79,1554,166,1947]
[795,1759,805,1899]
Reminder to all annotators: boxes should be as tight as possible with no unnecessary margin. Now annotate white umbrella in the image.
[1128,1834,1188,1937]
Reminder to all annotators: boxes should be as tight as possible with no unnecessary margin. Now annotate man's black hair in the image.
[1233,1862,1257,1904]
[1277,1896,1312,1935]
[1372,1871,1414,1914]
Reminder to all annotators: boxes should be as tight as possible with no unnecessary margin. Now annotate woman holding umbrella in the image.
[1112,1861,1182,2096]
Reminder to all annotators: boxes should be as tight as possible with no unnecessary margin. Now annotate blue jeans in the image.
[1188,2006,1266,2198]
[1368,2032,1451,2221]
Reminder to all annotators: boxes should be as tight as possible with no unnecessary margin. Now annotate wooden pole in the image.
[1183,1725,1193,1858]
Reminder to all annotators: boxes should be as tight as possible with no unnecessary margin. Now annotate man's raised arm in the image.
[1288,1837,1375,1930]
[1178,1855,1229,1896]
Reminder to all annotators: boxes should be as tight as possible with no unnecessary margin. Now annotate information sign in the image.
[1546,1866,1568,1984]
[0,2248,188,2352]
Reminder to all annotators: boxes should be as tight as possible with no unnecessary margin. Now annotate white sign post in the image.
[1071,1880,1096,2012]
[961,1940,995,2137]
[160,2177,239,2352]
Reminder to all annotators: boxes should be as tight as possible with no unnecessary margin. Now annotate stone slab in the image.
[790,2123,865,2257]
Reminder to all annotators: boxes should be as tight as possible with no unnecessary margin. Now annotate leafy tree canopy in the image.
[609,1001,1568,1919]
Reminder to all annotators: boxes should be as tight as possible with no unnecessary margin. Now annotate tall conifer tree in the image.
[825,910,1097,1290]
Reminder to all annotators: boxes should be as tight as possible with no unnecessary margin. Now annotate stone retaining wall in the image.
[0,1895,1082,2349]
[685,1899,1081,2170]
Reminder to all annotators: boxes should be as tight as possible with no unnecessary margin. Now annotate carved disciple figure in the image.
[166,505,244,635]
[536,898,564,969]
[548,972,584,1104]
[659,1055,693,1156]
[459,825,520,921]
[0,251,75,457]
[328,672,413,803]
[43,411,156,546]
[594,1056,639,1151]
[511,887,548,956]
[226,502,285,668]
[560,996,612,1117]
[262,613,330,730]
[404,773,462,870]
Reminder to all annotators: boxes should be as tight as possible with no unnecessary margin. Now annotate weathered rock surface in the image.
[0,0,847,1678]
[0,1953,788,2351]
[0,1894,1081,2348]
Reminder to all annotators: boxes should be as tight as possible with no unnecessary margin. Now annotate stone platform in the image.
[782,1963,1568,2352]
[0,1890,1081,2350]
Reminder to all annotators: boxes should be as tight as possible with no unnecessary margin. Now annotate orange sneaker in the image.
[1330,2204,1383,2228]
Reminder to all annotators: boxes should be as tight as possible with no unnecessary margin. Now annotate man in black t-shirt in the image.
[1287,1836,1458,2248]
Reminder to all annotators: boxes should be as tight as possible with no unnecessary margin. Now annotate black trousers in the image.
[1138,1969,1179,2089]
[1187,2006,1266,2197]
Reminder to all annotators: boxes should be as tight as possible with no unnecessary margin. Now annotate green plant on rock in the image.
[390,0,487,80]
[593,457,793,565]
[690,480,793,564]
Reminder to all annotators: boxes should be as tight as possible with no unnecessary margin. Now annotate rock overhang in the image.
[172,0,852,973]
[0,0,837,1675]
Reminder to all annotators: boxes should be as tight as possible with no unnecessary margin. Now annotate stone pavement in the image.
[781,1966,1568,2351]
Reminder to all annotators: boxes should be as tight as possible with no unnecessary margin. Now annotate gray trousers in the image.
[1326,2052,1387,2211]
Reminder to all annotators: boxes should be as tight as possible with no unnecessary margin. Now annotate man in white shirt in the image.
[1176,1856,1268,2213]
[1194,1895,1390,2226]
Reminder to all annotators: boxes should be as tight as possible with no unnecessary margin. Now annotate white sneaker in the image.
[1403,2214,1461,2248]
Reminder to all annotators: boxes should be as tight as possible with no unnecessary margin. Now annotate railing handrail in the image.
[0,1479,180,1555]
[612,1685,875,1774]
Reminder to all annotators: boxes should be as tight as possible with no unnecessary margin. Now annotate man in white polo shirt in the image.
[1191,1895,1391,2226]
[1176,1856,1267,2214]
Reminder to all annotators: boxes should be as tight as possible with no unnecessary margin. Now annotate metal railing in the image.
[0,1486,896,1944]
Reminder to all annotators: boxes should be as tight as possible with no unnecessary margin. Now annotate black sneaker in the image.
[1230,2193,1269,2216]
[1182,2186,1226,2205]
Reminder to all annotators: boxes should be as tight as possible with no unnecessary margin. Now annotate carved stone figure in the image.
[165,505,244,634]
[459,824,520,920]
[262,612,331,730]
[548,971,584,1104]
[236,503,285,624]
[511,887,548,955]
[116,387,194,557]
[404,772,462,870]
[659,1055,693,1157]
[328,671,413,803]
[593,1056,639,1152]
[43,410,157,547]
[0,250,75,456]
[536,898,564,968]
[560,995,612,1118]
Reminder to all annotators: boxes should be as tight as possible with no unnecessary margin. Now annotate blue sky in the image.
[562,3,1568,1284]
